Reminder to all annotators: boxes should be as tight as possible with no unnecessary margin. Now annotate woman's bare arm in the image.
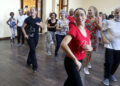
[22,23,28,39]
[6,18,10,25]
[101,30,110,44]
[61,35,82,70]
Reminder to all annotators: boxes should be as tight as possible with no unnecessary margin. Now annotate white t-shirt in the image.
[24,15,28,19]
[104,20,120,50]
[17,15,25,27]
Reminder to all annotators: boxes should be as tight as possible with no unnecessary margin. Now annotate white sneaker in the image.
[110,75,118,82]
[88,63,92,69]
[47,51,52,55]
[17,44,21,47]
[84,67,90,75]
[51,41,54,44]
[103,79,109,86]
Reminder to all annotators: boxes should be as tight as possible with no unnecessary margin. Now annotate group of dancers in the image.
[6,6,120,86]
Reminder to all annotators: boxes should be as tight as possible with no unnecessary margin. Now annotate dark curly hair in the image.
[10,12,14,16]
[50,12,57,18]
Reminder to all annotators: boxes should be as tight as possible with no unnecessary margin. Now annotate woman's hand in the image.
[74,59,82,71]
[83,45,93,51]
[102,37,110,44]
[24,34,28,39]
[36,22,41,26]
[36,22,43,29]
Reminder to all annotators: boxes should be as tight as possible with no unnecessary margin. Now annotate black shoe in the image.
[27,63,32,67]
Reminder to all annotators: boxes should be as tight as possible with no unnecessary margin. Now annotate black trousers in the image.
[104,48,120,79]
[55,34,65,56]
[27,35,39,70]
[17,27,24,44]
[64,57,83,86]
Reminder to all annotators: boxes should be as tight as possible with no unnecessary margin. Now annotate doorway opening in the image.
[21,0,43,19]
[57,0,69,17]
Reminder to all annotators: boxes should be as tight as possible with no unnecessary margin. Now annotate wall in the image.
[0,0,20,38]
[42,0,53,33]
[69,0,83,10]
[1,0,120,38]
[82,0,120,15]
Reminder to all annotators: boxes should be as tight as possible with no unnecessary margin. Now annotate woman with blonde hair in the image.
[84,6,102,75]
[22,7,43,72]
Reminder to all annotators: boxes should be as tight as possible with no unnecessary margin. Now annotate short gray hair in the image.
[18,9,23,13]
[60,9,67,17]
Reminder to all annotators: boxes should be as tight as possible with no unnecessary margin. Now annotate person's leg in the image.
[46,31,52,55]
[27,38,32,65]
[17,27,20,45]
[54,35,64,61]
[64,57,83,86]
[21,29,25,45]
[12,28,16,44]
[84,51,92,75]
[52,32,56,46]
[64,77,72,86]
[55,34,61,56]
[27,37,38,71]
[33,36,39,71]
[111,50,120,77]
[55,35,64,56]
[84,52,91,67]
[27,51,32,65]
[27,39,32,65]
[9,28,13,45]
[104,48,114,79]
[103,48,114,85]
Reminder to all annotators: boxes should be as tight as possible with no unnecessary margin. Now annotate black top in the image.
[24,16,41,37]
[47,19,57,32]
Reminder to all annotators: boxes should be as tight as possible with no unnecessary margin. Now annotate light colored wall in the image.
[42,0,53,33]
[0,0,20,38]
[69,0,83,10]
[82,0,120,15]
[1,0,120,38]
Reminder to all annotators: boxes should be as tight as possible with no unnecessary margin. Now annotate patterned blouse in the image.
[85,17,100,51]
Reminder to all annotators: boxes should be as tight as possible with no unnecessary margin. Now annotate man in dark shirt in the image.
[22,7,43,72]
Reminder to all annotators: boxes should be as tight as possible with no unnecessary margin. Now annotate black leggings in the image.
[17,27,24,44]
[64,57,83,86]
[27,36,39,70]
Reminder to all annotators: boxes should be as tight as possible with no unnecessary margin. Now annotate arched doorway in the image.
[21,0,43,19]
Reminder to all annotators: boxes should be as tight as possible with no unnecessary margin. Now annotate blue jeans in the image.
[55,34,65,56]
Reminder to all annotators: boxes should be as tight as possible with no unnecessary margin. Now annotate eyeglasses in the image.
[75,14,84,17]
